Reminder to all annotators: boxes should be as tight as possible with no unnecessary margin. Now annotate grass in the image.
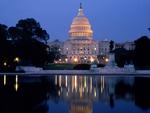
[44,63,76,70]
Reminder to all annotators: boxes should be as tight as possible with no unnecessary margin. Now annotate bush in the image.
[97,64,105,67]
[73,64,91,70]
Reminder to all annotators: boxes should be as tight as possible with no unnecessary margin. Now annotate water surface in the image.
[0,75,150,113]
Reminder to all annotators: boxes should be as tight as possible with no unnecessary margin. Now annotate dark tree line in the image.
[114,48,134,67]
[134,36,150,69]
[0,18,50,72]
[109,40,114,51]
[114,36,150,69]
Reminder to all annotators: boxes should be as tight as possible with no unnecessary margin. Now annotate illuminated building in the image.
[123,41,135,50]
[115,41,135,50]
[48,4,136,64]
[63,4,99,63]
[98,40,110,55]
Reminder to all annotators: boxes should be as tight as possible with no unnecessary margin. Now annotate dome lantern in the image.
[69,3,93,40]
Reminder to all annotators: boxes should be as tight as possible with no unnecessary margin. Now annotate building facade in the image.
[48,4,135,64]
[98,40,110,55]
[48,39,64,54]
[115,42,135,51]
[63,4,99,63]
[123,41,135,50]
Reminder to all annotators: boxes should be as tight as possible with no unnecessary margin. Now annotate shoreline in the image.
[0,69,150,76]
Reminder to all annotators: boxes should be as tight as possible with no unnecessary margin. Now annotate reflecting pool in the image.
[0,75,150,113]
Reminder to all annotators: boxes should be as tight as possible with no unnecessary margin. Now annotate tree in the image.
[15,18,49,43]
[114,48,127,67]
[109,40,114,51]
[16,38,49,66]
[0,24,16,72]
[8,27,22,41]
[48,44,61,63]
[0,19,50,71]
[0,24,8,42]
[8,18,50,67]
[134,36,150,68]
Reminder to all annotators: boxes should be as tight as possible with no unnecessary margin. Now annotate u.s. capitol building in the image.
[48,4,134,63]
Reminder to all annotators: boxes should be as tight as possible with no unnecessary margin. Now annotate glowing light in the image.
[65,58,68,62]
[14,57,20,63]
[84,77,87,88]
[74,58,78,63]
[79,87,83,98]
[66,92,68,96]
[14,75,19,91]
[102,76,105,90]
[55,76,57,85]
[59,75,62,87]
[15,83,19,92]
[90,57,94,63]
[90,77,92,93]
[4,75,6,85]
[94,47,97,50]
[101,76,103,93]
[58,90,61,96]
[75,76,77,89]
[16,75,18,83]
[65,76,68,87]
[4,62,7,66]
[105,58,109,62]
[72,77,74,92]
[101,76,105,93]
[94,88,97,97]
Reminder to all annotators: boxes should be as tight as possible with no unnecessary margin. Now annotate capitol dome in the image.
[69,4,93,39]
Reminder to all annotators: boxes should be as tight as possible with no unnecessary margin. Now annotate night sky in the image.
[0,0,150,42]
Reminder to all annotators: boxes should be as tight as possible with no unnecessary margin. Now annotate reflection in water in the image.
[0,75,150,113]
[4,75,6,85]
[14,75,19,91]
[55,75,98,113]
[53,75,150,113]
[54,75,134,113]
[0,75,56,113]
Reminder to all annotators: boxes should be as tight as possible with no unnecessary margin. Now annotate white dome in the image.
[69,5,93,39]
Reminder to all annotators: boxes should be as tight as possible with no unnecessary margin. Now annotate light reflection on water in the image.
[0,74,150,113]
[14,75,19,91]
[4,74,6,85]
[52,75,135,113]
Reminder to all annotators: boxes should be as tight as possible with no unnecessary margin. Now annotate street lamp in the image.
[3,62,7,66]
[65,58,68,63]
[74,58,78,63]
[14,57,20,63]
[105,58,109,62]
[90,57,94,63]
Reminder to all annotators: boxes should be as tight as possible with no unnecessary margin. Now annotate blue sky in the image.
[0,0,150,42]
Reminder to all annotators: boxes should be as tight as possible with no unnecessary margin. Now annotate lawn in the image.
[44,64,76,70]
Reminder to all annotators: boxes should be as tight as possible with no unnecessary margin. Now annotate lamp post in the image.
[74,58,78,63]
[105,58,109,63]
[90,57,94,63]
[14,57,20,63]
[65,58,68,63]
[3,62,7,66]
